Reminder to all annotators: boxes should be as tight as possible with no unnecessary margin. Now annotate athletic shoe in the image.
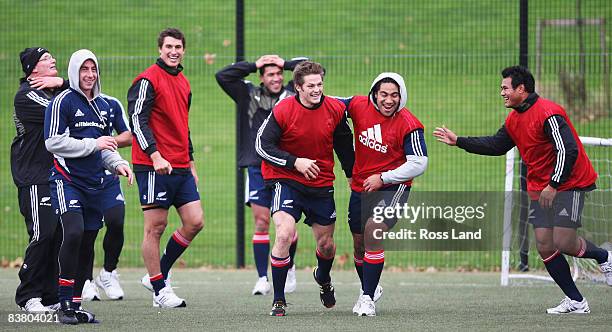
[352,285,383,314]
[141,274,153,292]
[141,270,172,293]
[57,300,78,325]
[269,299,287,316]
[95,269,124,300]
[82,279,101,301]
[285,264,297,293]
[599,251,612,286]
[45,302,61,312]
[313,267,335,308]
[252,277,271,295]
[74,308,97,323]
[20,297,49,313]
[153,285,186,308]
[546,297,590,314]
[356,295,376,316]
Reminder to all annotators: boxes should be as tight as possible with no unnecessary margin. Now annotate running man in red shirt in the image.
[128,28,204,308]
[256,61,354,316]
[434,65,612,314]
[337,73,428,316]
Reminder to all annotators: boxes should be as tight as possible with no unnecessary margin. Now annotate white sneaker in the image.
[153,286,186,308]
[285,264,297,293]
[20,298,49,313]
[356,295,376,316]
[45,302,61,312]
[82,279,101,301]
[95,269,125,300]
[599,251,612,286]
[142,270,172,293]
[546,297,590,314]
[352,285,383,314]
[252,277,271,295]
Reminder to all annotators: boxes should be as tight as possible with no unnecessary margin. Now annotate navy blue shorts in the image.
[245,166,272,208]
[529,191,586,229]
[269,182,336,227]
[348,184,411,234]
[50,179,104,231]
[102,176,125,211]
[135,171,200,209]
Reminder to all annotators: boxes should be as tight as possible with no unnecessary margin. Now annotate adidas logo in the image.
[75,109,85,117]
[254,95,261,102]
[330,211,337,219]
[558,208,569,217]
[116,193,124,201]
[358,124,388,153]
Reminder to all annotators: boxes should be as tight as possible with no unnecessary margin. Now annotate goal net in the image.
[501,136,612,286]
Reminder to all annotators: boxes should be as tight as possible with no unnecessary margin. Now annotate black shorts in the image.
[348,184,411,234]
[135,171,200,209]
[269,182,336,227]
[529,191,586,229]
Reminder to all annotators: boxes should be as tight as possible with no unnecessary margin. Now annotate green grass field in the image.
[1,269,611,330]
[0,1,610,269]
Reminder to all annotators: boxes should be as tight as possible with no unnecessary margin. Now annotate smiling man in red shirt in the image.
[434,65,612,314]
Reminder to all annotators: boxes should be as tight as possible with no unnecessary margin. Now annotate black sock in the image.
[160,230,190,280]
[543,251,583,302]
[354,254,364,288]
[576,238,608,264]
[75,230,98,297]
[289,234,298,268]
[315,248,335,284]
[363,250,384,298]
[57,212,84,302]
[270,255,290,302]
[150,273,165,295]
[252,232,270,278]
[103,205,125,272]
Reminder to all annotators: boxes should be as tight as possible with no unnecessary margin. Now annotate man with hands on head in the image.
[216,54,307,296]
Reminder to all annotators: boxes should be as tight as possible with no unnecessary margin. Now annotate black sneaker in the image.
[74,309,97,323]
[313,267,335,308]
[270,300,287,316]
[57,300,78,325]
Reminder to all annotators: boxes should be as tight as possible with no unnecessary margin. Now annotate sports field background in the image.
[0,1,611,270]
[0,269,611,330]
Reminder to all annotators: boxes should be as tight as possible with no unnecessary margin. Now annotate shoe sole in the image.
[547,310,590,314]
[95,279,125,300]
[153,301,187,308]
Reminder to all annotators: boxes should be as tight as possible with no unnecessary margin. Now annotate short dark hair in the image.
[158,28,186,49]
[371,77,399,96]
[259,63,282,76]
[292,61,324,86]
[501,65,535,93]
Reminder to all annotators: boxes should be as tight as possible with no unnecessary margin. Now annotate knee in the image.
[352,234,364,257]
[317,236,335,256]
[274,229,294,249]
[552,237,575,254]
[254,216,270,233]
[145,222,167,238]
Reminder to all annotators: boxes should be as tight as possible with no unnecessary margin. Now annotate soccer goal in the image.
[501,136,612,286]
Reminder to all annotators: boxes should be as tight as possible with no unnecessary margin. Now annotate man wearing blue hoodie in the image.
[44,49,133,324]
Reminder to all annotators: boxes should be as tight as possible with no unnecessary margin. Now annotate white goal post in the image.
[501,136,612,286]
